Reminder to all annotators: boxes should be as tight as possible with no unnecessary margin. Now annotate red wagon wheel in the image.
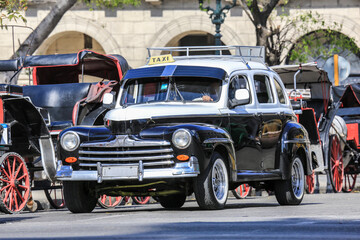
[0,152,31,214]
[232,184,251,199]
[328,135,344,193]
[98,195,123,209]
[306,171,315,194]
[132,196,151,205]
[44,181,65,209]
[342,166,357,193]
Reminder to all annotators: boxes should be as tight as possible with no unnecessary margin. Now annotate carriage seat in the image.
[23,83,92,127]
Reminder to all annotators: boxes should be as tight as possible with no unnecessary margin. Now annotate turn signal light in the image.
[65,157,77,163]
[176,155,189,161]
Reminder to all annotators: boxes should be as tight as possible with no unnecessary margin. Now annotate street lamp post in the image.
[199,0,237,47]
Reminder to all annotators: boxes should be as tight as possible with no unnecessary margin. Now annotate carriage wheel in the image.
[232,184,251,199]
[0,152,31,214]
[328,135,344,193]
[342,167,357,193]
[306,171,315,194]
[132,196,151,205]
[97,195,123,209]
[44,181,65,209]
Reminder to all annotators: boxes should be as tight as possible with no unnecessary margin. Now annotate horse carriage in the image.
[272,63,352,193]
[0,50,130,213]
[333,84,360,192]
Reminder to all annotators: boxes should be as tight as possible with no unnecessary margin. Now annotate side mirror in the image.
[229,89,250,108]
[103,92,116,109]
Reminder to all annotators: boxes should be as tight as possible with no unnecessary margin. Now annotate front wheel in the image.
[63,181,97,213]
[274,156,305,205]
[193,152,229,210]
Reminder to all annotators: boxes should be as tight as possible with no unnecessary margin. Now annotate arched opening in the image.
[287,30,360,84]
[44,31,105,55]
[164,31,230,56]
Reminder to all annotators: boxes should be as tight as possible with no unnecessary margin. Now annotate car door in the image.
[254,73,283,170]
[227,74,263,171]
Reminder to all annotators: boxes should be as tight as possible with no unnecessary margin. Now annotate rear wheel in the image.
[342,166,357,193]
[132,196,151,205]
[328,135,344,193]
[194,152,229,210]
[44,181,65,209]
[274,156,305,205]
[0,152,31,214]
[232,184,251,199]
[158,194,186,209]
[305,171,315,194]
[98,195,123,209]
[63,181,97,213]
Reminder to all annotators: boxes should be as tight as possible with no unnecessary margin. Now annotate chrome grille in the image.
[78,135,175,170]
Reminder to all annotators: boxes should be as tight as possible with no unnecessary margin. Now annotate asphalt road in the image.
[1,193,360,240]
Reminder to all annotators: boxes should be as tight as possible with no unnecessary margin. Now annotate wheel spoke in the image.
[18,184,29,190]
[3,186,11,202]
[6,159,12,178]
[0,178,10,184]
[13,188,19,211]
[0,184,10,192]
[14,162,23,179]
[9,188,13,210]
[1,167,11,179]
[12,157,16,178]
[17,173,28,181]
[15,188,25,202]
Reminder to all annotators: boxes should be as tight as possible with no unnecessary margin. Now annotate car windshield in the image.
[121,77,222,105]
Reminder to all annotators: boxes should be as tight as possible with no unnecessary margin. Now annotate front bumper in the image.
[55,156,200,183]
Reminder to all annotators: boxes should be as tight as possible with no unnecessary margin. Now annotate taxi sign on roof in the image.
[148,54,175,65]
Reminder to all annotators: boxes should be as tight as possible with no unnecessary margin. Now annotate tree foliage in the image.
[238,0,360,65]
[82,0,141,9]
[0,0,27,26]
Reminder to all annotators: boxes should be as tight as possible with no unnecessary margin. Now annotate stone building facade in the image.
[1,0,360,84]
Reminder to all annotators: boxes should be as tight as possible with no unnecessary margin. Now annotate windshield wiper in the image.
[172,80,185,103]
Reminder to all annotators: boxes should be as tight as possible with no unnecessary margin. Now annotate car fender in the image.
[162,124,237,182]
[277,120,312,179]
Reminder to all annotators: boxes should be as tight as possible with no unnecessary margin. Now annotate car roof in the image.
[141,46,271,76]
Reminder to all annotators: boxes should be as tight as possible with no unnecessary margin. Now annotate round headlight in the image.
[60,131,80,151]
[172,129,192,149]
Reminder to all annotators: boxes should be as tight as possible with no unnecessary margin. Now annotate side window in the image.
[274,78,286,104]
[254,75,273,104]
[229,75,249,101]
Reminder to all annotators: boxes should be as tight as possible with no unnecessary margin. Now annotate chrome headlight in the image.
[60,131,80,151]
[172,129,192,149]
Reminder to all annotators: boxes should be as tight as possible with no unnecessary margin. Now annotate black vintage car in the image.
[54,46,313,212]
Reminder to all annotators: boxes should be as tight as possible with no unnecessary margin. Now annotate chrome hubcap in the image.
[291,158,304,199]
[212,159,228,202]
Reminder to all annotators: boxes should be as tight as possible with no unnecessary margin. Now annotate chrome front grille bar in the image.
[79,148,173,155]
[79,160,175,168]
[79,154,174,162]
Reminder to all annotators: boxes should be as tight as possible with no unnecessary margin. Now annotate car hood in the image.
[105,103,222,121]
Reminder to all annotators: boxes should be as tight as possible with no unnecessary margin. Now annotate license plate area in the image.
[102,165,138,178]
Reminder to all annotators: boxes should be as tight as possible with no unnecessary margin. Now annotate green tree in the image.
[238,0,359,65]
[0,0,27,26]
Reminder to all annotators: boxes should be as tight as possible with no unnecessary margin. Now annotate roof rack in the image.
[147,46,266,66]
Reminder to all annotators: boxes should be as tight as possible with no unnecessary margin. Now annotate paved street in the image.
[0,192,360,239]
